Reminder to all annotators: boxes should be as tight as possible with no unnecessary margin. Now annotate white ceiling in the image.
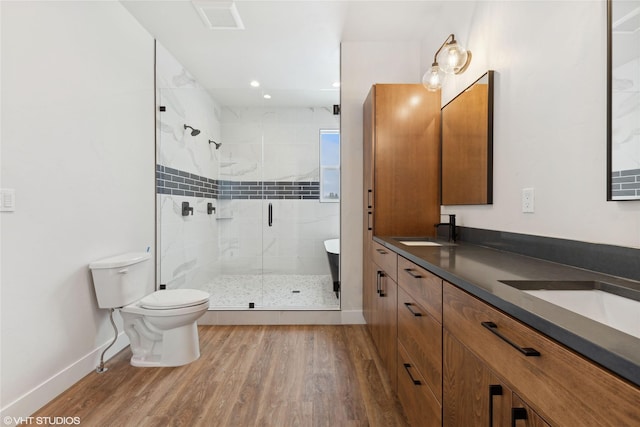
[121,0,448,107]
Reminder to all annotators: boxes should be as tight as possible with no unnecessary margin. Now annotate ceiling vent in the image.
[192,1,244,30]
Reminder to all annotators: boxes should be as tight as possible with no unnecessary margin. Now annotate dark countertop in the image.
[374,236,640,387]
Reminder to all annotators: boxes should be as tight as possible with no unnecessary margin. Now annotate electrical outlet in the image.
[522,188,535,213]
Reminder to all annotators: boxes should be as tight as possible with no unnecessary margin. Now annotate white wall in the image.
[431,0,640,248]
[0,1,154,421]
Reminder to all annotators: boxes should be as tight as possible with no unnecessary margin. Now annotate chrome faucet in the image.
[435,214,457,242]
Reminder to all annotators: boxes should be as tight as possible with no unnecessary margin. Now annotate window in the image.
[320,129,340,202]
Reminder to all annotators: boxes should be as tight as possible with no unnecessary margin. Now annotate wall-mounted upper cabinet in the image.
[441,71,494,205]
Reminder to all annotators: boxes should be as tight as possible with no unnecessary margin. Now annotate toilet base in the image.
[121,311,203,367]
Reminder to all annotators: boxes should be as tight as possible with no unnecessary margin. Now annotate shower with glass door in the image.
[155,41,340,311]
[207,106,340,310]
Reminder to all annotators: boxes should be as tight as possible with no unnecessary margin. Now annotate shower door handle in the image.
[268,203,273,227]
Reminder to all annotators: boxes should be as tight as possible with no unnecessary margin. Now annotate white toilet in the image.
[89,252,210,367]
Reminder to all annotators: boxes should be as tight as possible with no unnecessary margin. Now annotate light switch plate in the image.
[0,188,16,212]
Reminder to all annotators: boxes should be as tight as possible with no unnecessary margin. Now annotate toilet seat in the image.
[140,289,210,310]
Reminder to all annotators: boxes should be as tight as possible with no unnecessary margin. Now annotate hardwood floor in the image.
[29,325,409,427]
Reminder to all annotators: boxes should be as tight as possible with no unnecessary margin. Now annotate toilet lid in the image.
[140,289,210,310]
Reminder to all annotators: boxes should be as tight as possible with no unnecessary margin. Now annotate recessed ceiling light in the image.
[263,94,271,99]
[332,81,341,88]
[250,80,260,87]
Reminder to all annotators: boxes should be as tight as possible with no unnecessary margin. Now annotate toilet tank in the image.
[89,252,151,309]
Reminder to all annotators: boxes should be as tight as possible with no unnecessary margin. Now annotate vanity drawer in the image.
[397,286,442,401]
[372,241,397,281]
[397,342,441,427]
[443,282,640,427]
[398,256,442,322]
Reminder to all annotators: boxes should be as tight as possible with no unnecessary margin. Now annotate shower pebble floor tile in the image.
[203,274,339,309]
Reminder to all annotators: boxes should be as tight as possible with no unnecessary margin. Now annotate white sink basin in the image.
[524,289,640,339]
[399,241,442,247]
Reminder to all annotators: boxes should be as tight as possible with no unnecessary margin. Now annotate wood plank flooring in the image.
[29,325,410,427]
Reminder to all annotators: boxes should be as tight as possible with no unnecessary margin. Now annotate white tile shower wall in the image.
[156,42,221,289]
[219,106,340,275]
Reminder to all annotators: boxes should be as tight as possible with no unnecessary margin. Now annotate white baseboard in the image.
[0,333,129,426]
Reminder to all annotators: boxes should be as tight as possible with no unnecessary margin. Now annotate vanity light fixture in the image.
[422,33,472,92]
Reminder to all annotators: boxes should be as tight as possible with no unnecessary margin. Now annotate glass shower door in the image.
[259,107,340,310]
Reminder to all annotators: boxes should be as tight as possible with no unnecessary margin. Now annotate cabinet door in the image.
[443,330,512,427]
[369,267,384,347]
[369,266,398,391]
[363,255,374,327]
[373,84,440,237]
[398,343,441,427]
[378,272,398,391]
[363,86,375,231]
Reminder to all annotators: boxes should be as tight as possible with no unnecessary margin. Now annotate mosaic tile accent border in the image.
[611,168,640,198]
[156,164,319,200]
[156,165,218,198]
[218,180,319,200]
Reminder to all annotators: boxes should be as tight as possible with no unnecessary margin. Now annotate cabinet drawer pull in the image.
[376,271,386,297]
[367,211,372,231]
[403,268,423,278]
[481,322,541,357]
[375,248,388,255]
[367,189,372,209]
[489,384,503,427]
[403,363,421,385]
[403,302,422,317]
[511,407,528,427]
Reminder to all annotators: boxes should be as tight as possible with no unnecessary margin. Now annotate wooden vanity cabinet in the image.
[443,281,640,427]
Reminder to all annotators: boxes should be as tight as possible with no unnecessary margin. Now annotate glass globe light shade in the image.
[422,64,445,92]
[439,41,470,74]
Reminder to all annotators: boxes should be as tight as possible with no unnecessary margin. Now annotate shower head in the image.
[209,140,222,150]
[184,124,200,136]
